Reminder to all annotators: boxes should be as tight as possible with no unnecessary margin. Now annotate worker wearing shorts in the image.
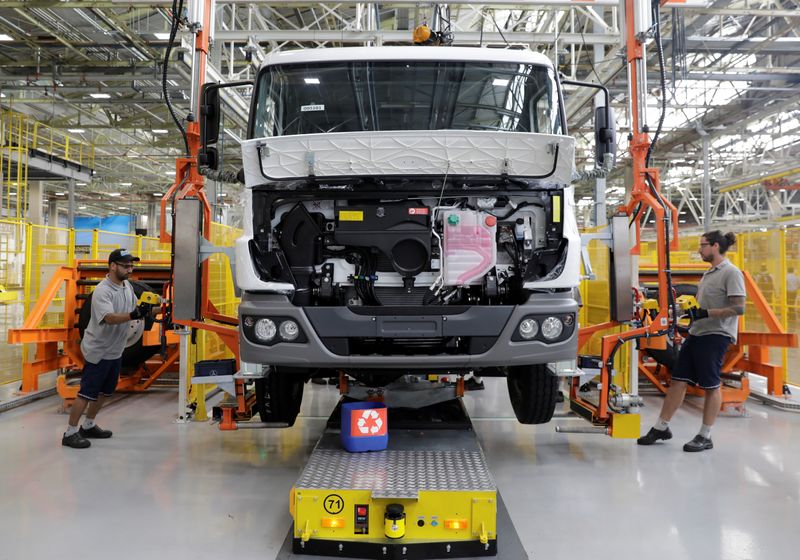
[638,231,746,452]
[62,248,151,449]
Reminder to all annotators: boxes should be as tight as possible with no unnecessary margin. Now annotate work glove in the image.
[129,302,152,321]
[687,307,709,321]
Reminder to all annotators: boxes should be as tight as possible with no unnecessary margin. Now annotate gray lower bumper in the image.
[238,293,578,369]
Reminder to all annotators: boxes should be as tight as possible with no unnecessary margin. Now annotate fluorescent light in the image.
[154,32,171,40]
[492,78,510,87]
[0,34,13,42]
[78,206,87,210]
[152,129,169,134]
[304,77,320,85]
[55,192,65,196]
[119,182,132,186]
[76,182,87,186]
[90,93,111,99]
[152,193,163,197]
[68,128,85,133]
[9,191,16,196]
[165,171,176,176]
[679,220,686,224]
[218,193,227,197]
[0,93,6,98]
[108,192,121,197]
[118,207,129,211]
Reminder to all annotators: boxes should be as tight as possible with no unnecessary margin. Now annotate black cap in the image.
[108,248,140,265]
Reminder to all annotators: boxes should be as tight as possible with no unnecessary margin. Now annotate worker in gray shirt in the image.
[638,230,746,452]
[62,249,153,449]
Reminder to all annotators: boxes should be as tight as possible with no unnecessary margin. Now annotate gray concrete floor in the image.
[1,378,798,560]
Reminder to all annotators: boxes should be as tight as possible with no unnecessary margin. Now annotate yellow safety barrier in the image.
[0,219,242,389]
[639,227,800,386]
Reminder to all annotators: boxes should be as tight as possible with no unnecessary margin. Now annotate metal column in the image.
[177,327,192,422]
[67,178,76,228]
[702,136,711,231]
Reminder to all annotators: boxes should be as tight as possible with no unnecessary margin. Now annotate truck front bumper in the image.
[239,293,578,369]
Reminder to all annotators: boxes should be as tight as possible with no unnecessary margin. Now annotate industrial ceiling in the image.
[0,1,798,227]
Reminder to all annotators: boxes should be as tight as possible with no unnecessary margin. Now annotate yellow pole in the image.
[780,229,788,386]
[91,229,99,260]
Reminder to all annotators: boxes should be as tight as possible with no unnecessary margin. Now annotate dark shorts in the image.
[671,334,731,390]
[78,357,122,401]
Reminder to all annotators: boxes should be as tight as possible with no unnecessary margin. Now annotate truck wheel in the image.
[506,364,559,424]
[255,367,305,426]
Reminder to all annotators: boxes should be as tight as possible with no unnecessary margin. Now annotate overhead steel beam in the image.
[685,36,800,54]
[213,29,622,44]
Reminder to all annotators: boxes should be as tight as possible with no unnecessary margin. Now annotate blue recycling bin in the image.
[341,401,389,452]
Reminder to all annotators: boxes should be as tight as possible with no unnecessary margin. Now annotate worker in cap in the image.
[62,249,152,448]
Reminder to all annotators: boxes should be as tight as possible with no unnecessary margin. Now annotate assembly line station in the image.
[1,2,799,560]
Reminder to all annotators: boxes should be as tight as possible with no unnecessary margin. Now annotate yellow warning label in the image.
[552,195,561,223]
[339,210,364,222]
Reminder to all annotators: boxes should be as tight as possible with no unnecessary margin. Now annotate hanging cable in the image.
[163,0,190,156]
[645,0,667,168]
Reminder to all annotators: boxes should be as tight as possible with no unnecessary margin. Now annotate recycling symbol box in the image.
[341,401,389,453]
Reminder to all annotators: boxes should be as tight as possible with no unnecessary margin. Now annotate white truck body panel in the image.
[242,131,574,185]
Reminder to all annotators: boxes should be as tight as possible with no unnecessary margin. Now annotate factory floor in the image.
[1,378,798,560]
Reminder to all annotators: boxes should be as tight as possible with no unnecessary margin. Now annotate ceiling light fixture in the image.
[0,34,13,42]
[152,129,169,134]
[304,77,320,85]
[154,32,171,40]
[165,171,176,176]
[78,206,87,210]
[152,193,163,197]
[119,182,132,186]
[492,79,510,87]
[76,182,87,186]
[55,192,65,196]
[90,93,111,99]
[108,192,121,197]
[68,128,85,133]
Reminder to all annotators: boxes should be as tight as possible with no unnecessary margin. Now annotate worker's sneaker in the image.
[637,426,672,445]
[62,432,91,449]
[79,425,113,439]
[683,435,713,452]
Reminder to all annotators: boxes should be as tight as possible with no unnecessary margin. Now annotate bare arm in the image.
[708,296,746,319]
[103,312,134,325]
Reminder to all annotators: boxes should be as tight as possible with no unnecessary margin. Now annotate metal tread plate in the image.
[295,430,496,498]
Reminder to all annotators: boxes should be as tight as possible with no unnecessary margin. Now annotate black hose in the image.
[645,0,667,168]
[646,174,677,340]
[163,0,189,156]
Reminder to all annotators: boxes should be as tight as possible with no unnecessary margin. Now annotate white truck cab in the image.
[200,46,615,426]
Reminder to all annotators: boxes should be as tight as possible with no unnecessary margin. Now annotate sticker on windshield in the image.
[301,104,325,112]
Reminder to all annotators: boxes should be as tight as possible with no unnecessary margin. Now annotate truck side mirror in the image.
[594,106,616,167]
[560,79,615,171]
[199,80,253,170]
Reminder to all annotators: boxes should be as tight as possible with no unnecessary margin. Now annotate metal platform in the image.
[278,400,528,560]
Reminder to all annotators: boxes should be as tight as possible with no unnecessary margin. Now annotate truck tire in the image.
[255,367,305,426]
[506,364,559,424]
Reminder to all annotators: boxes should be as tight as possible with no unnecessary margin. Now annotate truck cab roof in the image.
[259,46,555,70]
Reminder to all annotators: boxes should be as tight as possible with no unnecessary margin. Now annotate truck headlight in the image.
[518,318,539,340]
[254,318,277,342]
[279,320,300,341]
[541,317,563,340]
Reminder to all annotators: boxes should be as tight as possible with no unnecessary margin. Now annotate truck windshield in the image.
[251,60,562,138]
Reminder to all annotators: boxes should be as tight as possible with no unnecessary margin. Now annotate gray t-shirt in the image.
[690,259,746,343]
[80,276,137,364]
